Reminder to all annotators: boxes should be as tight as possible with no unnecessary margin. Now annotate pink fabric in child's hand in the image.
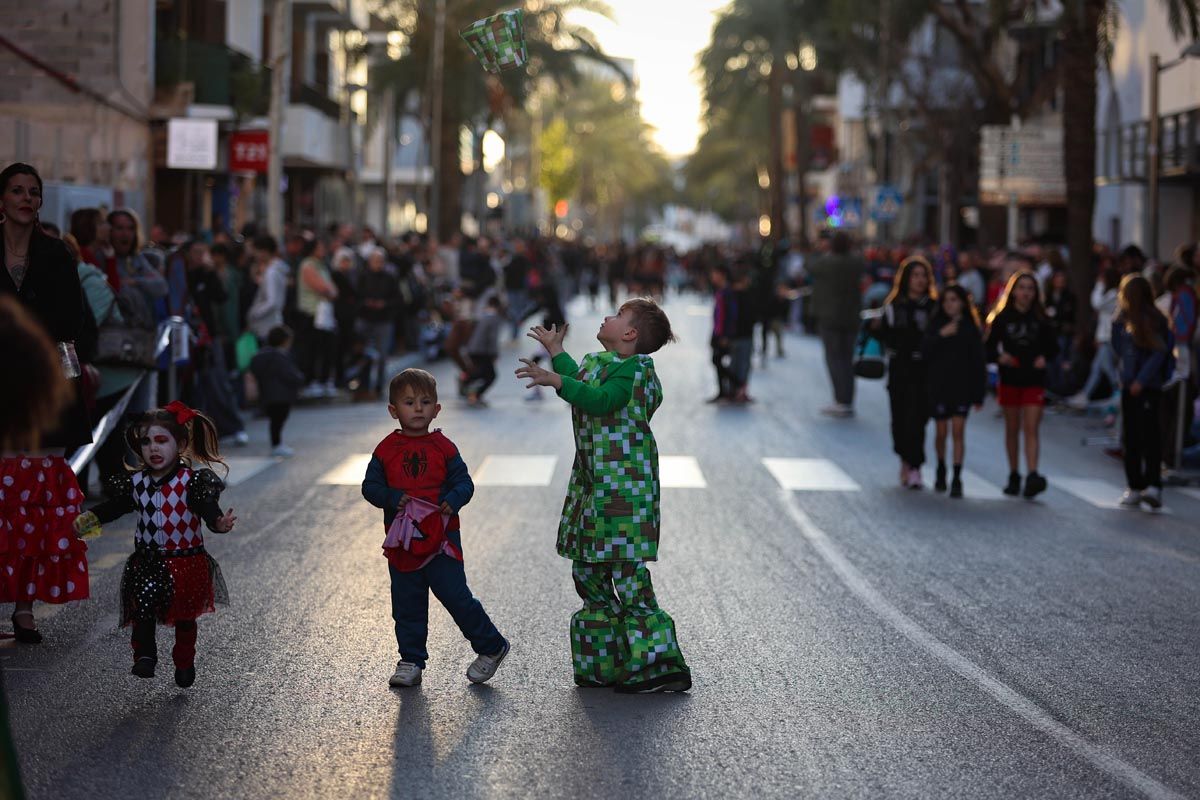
[383,497,451,551]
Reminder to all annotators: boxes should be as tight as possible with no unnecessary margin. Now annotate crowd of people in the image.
[694,230,1200,506]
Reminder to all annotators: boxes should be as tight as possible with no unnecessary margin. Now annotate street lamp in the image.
[1147,40,1200,259]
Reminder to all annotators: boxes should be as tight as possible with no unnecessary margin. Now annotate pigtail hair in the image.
[186,411,229,478]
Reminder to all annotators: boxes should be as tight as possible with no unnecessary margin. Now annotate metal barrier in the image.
[69,317,187,474]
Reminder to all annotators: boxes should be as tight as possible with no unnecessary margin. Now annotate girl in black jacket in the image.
[876,255,938,489]
[922,284,987,497]
[985,271,1059,498]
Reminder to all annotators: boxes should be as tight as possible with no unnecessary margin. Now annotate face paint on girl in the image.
[139,425,179,476]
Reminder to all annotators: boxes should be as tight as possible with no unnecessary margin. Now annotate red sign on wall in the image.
[230,130,269,174]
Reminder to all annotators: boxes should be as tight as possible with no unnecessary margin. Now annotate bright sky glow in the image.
[570,1,731,158]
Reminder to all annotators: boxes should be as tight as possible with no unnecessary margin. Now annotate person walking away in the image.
[249,325,305,458]
[922,285,987,497]
[1043,269,1078,398]
[708,264,736,403]
[1067,265,1120,408]
[1159,265,1197,469]
[360,368,509,688]
[357,247,401,398]
[515,302,691,693]
[986,271,1058,498]
[246,235,290,343]
[808,232,868,417]
[876,256,938,488]
[1112,275,1175,509]
[295,237,339,398]
[728,263,757,403]
[0,163,92,642]
[503,239,532,339]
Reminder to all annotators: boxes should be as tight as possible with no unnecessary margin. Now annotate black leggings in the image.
[466,354,497,397]
[1122,388,1162,490]
[265,402,291,447]
[888,370,929,467]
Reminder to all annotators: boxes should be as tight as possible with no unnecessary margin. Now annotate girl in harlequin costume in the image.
[515,300,691,693]
[73,402,235,688]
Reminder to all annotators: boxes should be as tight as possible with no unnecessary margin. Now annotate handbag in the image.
[94,324,159,368]
[314,299,337,332]
[853,328,886,380]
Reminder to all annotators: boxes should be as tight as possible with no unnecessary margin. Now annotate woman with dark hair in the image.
[876,255,938,489]
[986,271,1058,498]
[0,162,92,642]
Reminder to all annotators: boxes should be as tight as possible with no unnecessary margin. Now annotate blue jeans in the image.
[388,549,505,669]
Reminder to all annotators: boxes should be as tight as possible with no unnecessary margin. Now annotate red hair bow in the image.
[164,400,197,426]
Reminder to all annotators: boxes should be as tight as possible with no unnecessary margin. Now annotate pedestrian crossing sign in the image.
[872,186,903,222]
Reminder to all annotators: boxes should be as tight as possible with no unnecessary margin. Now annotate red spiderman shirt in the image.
[361,430,474,572]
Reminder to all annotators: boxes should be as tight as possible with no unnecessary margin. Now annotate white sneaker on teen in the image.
[1140,486,1163,509]
[466,641,510,684]
[1118,489,1142,508]
[389,661,422,687]
[271,445,295,458]
[233,431,250,446]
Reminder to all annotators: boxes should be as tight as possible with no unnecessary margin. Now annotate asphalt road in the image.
[5,294,1199,799]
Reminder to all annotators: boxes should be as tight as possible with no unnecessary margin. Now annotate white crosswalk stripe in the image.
[762,458,861,492]
[1055,476,1172,514]
[318,454,372,486]
[473,455,558,486]
[223,457,277,487]
[660,456,707,488]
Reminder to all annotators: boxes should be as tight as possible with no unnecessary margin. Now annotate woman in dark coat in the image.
[0,162,92,642]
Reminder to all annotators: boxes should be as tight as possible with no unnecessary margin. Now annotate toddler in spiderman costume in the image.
[74,402,235,688]
[361,368,508,688]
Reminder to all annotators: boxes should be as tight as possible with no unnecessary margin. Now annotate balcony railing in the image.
[290,81,342,120]
[155,38,270,117]
[1099,105,1200,183]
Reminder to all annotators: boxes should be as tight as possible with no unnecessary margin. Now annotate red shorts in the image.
[997,384,1045,408]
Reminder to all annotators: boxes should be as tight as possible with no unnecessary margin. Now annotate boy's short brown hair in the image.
[620,297,676,355]
[389,368,439,404]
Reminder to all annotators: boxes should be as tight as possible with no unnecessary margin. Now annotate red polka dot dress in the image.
[0,456,90,603]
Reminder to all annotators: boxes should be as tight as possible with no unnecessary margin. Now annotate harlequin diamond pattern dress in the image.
[0,455,90,604]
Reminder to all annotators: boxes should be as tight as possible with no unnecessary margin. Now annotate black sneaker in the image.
[614,670,692,694]
[934,463,948,493]
[1023,472,1047,498]
[574,676,611,688]
[131,657,157,679]
[949,478,963,498]
[1003,472,1021,496]
[174,666,196,688]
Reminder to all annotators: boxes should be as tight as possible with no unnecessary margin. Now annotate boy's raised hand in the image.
[527,323,568,357]
[515,357,563,390]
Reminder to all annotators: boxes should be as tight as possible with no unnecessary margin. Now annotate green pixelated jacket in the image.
[552,350,663,563]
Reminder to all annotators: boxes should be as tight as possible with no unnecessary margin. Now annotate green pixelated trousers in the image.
[570,560,689,687]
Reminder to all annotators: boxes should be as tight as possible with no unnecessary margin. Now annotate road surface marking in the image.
[1056,477,1173,515]
[778,489,1184,800]
[919,466,1006,500]
[318,454,373,486]
[473,455,557,486]
[660,456,707,489]
[762,458,861,492]
[1178,487,1200,503]
[223,457,277,487]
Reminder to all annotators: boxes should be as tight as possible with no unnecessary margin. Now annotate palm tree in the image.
[368,0,621,240]
[697,0,838,241]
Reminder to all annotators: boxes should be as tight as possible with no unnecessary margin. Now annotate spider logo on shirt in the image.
[402,450,428,479]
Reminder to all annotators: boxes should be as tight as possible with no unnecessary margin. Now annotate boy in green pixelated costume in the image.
[516,299,691,693]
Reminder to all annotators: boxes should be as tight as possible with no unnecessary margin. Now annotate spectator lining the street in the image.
[876,255,938,490]
[986,270,1058,499]
[1068,263,1120,408]
[1113,275,1174,510]
[708,264,735,403]
[808,231,868,418]
[295,237,339,399]
[360,368,509,689]
[246,235,290,342]
[727,263,757,403]
[515,301,692,693]
[922,284,987,498]
[249,325,306,458]
[75,403,235,688]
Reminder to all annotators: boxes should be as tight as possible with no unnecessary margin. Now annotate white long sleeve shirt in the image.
[1091,282,1118,343]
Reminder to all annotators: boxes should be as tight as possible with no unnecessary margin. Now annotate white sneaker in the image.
[389,661,422,687]
[233,431,250,446]
[819,404,854,418]
[1140,486,1163,509]
[466,640,509,684]
[1066,393,1089,410]
[300,383,324,400]
[1118,489,1141,508]
[321,382,338,398]
[271,445,295,458]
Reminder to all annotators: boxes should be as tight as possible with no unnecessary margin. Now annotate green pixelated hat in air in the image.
[460,8,527,74]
